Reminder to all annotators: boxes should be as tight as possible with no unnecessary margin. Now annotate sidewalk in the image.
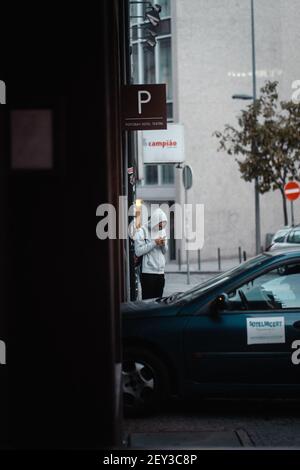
[165,257,241,274]
[137,259,241,299]
[163,273,213,297]
[163,258,240,297]
[127,428,254,449]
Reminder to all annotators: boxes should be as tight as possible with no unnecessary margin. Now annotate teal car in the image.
[122,250,300,415]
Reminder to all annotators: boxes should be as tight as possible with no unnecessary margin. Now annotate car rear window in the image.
[274,234,286,242]
[273,229,289,243]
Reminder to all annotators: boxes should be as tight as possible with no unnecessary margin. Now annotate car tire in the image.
[122,347,170,417]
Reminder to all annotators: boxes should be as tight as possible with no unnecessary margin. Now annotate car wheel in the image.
[122,347,169,417]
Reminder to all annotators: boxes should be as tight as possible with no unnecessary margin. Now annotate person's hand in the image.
[155,237,165,246]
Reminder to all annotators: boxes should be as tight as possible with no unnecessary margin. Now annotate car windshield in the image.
[171,254,269,303]
[272,229,290,243]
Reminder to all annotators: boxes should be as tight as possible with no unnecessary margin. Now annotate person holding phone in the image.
[134,208,168,300]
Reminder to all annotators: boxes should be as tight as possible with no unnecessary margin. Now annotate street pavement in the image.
[163,258,240,297]
[164,272,215,297]
[136,258,240,299]
[136,272,214,300]
[124,398,300,448]
[165,257,241,274]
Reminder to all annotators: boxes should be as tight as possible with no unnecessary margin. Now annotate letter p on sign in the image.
[0,80,6,104]
[138,90,151,114]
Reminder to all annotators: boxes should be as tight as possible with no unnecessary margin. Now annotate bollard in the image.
[186,249,190,285]
[198,249,201,271]
[178,249,181,271]
[243,250,247,262]
[261,245,264,253]
[218,248,221,271]
[238,246,242,264]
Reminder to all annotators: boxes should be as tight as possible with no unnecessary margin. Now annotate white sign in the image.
[246,317,285,345]
[142,124,185,164]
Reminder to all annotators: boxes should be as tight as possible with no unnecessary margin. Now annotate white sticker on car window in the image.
[246,317,285,345]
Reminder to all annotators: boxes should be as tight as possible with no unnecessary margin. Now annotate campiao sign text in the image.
[143,124,185,164]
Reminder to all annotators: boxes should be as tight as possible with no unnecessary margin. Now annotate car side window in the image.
[289,230,300,244]
[227,263,300,311]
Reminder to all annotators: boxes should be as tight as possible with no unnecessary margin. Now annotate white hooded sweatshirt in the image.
[134,208,168,275]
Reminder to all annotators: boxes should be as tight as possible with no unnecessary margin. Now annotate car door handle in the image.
[293,321,300,330]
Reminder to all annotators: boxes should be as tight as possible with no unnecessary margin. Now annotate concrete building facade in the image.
[135,0,300,262]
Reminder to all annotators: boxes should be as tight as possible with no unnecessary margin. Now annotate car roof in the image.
[265,247,300,257]
[274,224,300,232]
[274,228,290,234]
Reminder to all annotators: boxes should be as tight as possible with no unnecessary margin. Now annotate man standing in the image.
[135,208,168,300]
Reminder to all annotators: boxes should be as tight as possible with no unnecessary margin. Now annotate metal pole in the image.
[185,182,190,285]
[291,200,295,227]
[178,248,181,271]
[137,2,144,84]
[254,177,261,254]
[238,246,242,264]
[218,248,221,271]
[123,0,137,301]
[251,0,261,255]
[186,248,190,284]
[198,249,201,271]
[251,0,257,103]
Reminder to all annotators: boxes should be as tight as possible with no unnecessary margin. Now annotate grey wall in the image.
[173,0,300,260]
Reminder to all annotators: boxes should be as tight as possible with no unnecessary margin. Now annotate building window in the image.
[144,47,156,84]
[145,165,159,185]
[159,37,172,102]
[144,164,175,186]
[130,0,173,121]
[132,43,139,84]
[161,164,175,184]
[159,0,171,17]
[130,0,171,19]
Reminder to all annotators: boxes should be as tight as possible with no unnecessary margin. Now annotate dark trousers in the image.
[140,273,165,300]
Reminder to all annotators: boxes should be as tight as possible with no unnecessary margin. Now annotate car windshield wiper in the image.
[163,292,183,304]
[155,292,184,304]
[156,296,167,303]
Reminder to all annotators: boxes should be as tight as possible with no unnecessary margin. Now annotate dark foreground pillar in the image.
[0,0,125,449]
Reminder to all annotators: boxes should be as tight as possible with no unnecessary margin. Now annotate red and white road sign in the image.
[284,181,300,201]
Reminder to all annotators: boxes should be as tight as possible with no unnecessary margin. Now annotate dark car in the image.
[122,249,300,415]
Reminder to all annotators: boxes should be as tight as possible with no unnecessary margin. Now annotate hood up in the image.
[148,208,168,230]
